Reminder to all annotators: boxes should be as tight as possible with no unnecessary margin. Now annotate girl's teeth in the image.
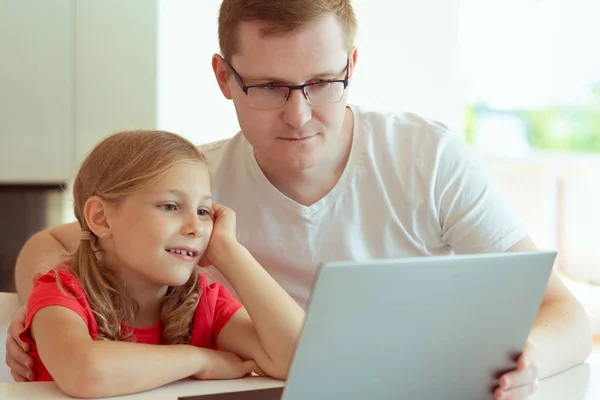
[168,249,195,257]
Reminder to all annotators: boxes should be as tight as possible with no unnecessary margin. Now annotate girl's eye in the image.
[160,204,177,211]
[197,209,210,217]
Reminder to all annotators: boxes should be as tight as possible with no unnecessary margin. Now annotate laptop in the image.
[181,251,556,400]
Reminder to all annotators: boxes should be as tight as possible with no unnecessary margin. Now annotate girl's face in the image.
[103,161,213,289]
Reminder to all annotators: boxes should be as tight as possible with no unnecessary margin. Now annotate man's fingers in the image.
[495,380,539,400]
[6,351,34,382]
[8,323,29,352]
[500,363,539,390]
[9,305,29,351]
[517,340,537,367]
[6,334,33,369]
[10,370,28,383]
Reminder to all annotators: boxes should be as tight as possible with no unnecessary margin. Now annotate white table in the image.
[0,357,598,400]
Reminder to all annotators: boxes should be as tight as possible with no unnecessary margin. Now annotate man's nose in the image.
[282,89,312,129]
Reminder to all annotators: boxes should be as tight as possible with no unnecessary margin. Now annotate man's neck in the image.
[257,107,354,207]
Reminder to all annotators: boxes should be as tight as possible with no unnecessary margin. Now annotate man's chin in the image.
[282,154,322,172]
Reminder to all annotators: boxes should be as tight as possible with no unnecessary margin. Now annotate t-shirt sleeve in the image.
[194,275,243,347]
[433,132,528,254]
[19,270,91,347]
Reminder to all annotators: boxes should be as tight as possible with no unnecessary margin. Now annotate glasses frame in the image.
[226,59,350,108]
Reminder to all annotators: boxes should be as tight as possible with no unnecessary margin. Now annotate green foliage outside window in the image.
[465,84,600,153]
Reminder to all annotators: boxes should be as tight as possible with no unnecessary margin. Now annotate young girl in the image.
[18,130,305,398]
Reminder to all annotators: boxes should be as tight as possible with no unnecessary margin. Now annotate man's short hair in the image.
[218,0,357,62]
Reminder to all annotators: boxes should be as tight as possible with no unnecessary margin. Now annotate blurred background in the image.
[0,0,598,334]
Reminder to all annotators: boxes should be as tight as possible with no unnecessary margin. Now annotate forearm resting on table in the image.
[50,341,208,398]
[14,222,80,303]
[530,297,592,379]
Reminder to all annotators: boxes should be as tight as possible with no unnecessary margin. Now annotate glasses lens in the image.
[247,86,289,109]
[305,82,345,106]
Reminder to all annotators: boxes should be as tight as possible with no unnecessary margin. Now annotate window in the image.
[459,0,600,329]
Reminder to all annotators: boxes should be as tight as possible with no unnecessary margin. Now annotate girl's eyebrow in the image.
[163,189,213,201]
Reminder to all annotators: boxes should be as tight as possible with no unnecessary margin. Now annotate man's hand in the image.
[495,340,539,399]
[5,304,34,382]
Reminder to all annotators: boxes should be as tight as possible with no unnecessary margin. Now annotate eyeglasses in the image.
[226,59,349,109]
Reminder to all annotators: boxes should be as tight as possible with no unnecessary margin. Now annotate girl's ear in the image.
[83,196,112,239]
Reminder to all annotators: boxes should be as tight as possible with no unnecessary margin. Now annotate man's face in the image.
[221,14,356,172]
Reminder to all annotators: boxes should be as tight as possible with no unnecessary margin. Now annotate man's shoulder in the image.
[196,133,246,170]
[353,105,452,144]
[351,106,459,169]
[197,137,231,156]
[197,138,229,152]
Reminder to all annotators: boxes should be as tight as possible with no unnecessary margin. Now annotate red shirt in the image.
[19,266,243,382]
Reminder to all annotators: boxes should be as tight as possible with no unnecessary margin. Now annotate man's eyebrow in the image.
[244,69,344,84]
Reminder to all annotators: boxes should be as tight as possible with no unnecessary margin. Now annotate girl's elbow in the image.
[54,355,107,398]
[56,375,105,399]
[260,358,292,381]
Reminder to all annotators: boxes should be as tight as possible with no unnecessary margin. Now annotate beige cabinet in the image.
[0,0,74,183]
[0,0,157,183]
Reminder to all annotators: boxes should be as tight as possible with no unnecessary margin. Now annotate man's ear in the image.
[348,47,358,81]
[212,54,233,100]
[83,196,113,239]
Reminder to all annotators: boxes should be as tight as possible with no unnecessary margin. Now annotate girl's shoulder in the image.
[190,272,242,347]
[195,272,239,305]
[21,260,97,349]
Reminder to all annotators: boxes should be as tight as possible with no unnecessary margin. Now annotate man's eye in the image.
[261,85,281,91]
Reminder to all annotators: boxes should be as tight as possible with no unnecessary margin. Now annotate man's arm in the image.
[14,221,81,303]
[506,235,593,378]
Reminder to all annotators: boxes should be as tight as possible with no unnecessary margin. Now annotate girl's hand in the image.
[198,203,240,269]
[193,349,258,380]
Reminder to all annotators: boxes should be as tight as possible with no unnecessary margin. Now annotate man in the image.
[6,1,592,399]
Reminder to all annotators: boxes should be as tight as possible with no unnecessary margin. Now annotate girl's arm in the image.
[31,306,255,398]
[213,242,306,380]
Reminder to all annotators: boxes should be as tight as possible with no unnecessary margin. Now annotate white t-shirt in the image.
[200,105,527,309]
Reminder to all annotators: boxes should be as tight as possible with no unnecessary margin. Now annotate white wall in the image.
[157,0,239,144]
[156,0,463,144]
[350,0,463,131]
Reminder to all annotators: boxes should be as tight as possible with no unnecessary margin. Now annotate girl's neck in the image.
[127,284,168,328]
[108,264,169,328]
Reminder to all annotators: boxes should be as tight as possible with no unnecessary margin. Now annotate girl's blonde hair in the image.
[69,130,207,344]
